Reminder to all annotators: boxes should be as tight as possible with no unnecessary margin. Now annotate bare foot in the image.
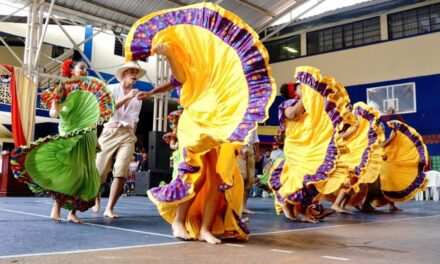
[67,211,83,224]
[171,221,191,240]
[300,215,319,223]
[282,204,296,221]
[103,209,119,218]
[92,197,100,213]
[242,217,250,223]
[242,208,255,215]
[50,204,62,221]
[331,204,352,214]
[199,229,222,244]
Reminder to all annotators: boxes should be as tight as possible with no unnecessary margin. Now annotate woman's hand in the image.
[153,44,172,57]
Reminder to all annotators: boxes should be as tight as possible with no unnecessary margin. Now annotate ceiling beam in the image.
[261,0,328,41]
[163,0,186,6]
[80,0,140,20]
[234,0,276,17]
[49,3,132,31]
[257,0,307,33]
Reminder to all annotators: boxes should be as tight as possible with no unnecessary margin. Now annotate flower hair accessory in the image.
[61,58,73,78]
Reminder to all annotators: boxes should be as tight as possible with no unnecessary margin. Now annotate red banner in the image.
[3,65,26,147]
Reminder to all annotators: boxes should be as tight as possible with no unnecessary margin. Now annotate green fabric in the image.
[171,149,181,180]
[24,131,100,201]
[58,91,100,135]
[25,90,101,203]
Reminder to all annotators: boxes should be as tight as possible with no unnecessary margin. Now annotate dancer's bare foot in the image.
[199,229,222,244]
[282,204,296,221]
[300,215,319,223]
[242,217,250,223]
[92,197,100,213]
[103,208,119,218]
[331,204,352,214]
[50,204,62,221]
[67,211,83,224]
[242,208,255,215]
[171,221,191,240]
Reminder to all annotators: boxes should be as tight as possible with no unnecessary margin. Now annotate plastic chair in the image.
[422,171,440,201]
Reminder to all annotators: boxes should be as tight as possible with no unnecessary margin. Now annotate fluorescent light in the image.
[283,46,298,53]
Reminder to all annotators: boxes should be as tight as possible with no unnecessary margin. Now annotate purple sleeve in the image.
[278,99,298,133]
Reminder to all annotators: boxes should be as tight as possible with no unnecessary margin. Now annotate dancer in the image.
[126,3,276,243]
[10,52,114,223]
[269,68,353,223]
[360,120,429,211]
[162,109,183,180]
[92,61,146,218]
[329,102,384,213]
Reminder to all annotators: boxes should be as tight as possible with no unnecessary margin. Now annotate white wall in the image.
[270,32,440,87]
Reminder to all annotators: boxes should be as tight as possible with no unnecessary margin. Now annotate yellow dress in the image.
[379,120,429,203]
[126,3,276,240]
[341,103,384,191]
[270,66,352,217]
[326,102,385,206]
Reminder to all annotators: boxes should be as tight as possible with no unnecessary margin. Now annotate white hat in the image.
[116,61,146,82]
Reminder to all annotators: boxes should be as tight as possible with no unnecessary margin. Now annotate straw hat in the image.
[116,61,146,82]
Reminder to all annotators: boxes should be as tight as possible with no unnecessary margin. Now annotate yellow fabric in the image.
[342,102,384,193]
[380,121,429,202]
[126,3,276,150]
[277,67,351,203]
[136,3,276,240]
[148,144,247,240]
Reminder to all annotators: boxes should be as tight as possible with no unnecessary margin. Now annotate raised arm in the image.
[284,99,305,121]
[381,130,397,148]
[137,82,174,100]
[153,44,186,84]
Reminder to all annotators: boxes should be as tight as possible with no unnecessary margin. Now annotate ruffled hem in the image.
[40,76,114,124]
[10,127,98,211]
[147,145,249,240]
[347,102,384,192]
[381,121,429,202]
[294,67,352,188]
[272,67,353,206]
[126,2,276,143]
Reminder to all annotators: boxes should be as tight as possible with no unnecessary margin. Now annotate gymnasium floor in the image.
[0,197,439,263]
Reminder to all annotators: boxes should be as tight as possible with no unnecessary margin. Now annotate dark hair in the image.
[61,50,85,77]
[279,82,301,99]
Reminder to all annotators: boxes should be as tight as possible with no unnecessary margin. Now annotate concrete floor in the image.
[0,197,439,263]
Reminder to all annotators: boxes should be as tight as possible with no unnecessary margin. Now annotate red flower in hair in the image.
[61,58,73,78]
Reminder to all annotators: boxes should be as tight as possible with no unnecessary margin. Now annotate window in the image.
[388,3,440,39]
[0,32,24,47]
[307,17,380,55]
[51,45,66,58]
[114,36,125,57]
[115,36,147,62]
[366,82,416,115]
[264,35,301,63]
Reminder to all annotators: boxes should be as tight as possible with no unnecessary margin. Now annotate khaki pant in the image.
[237,145,255,192]
[96,127,137,183]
